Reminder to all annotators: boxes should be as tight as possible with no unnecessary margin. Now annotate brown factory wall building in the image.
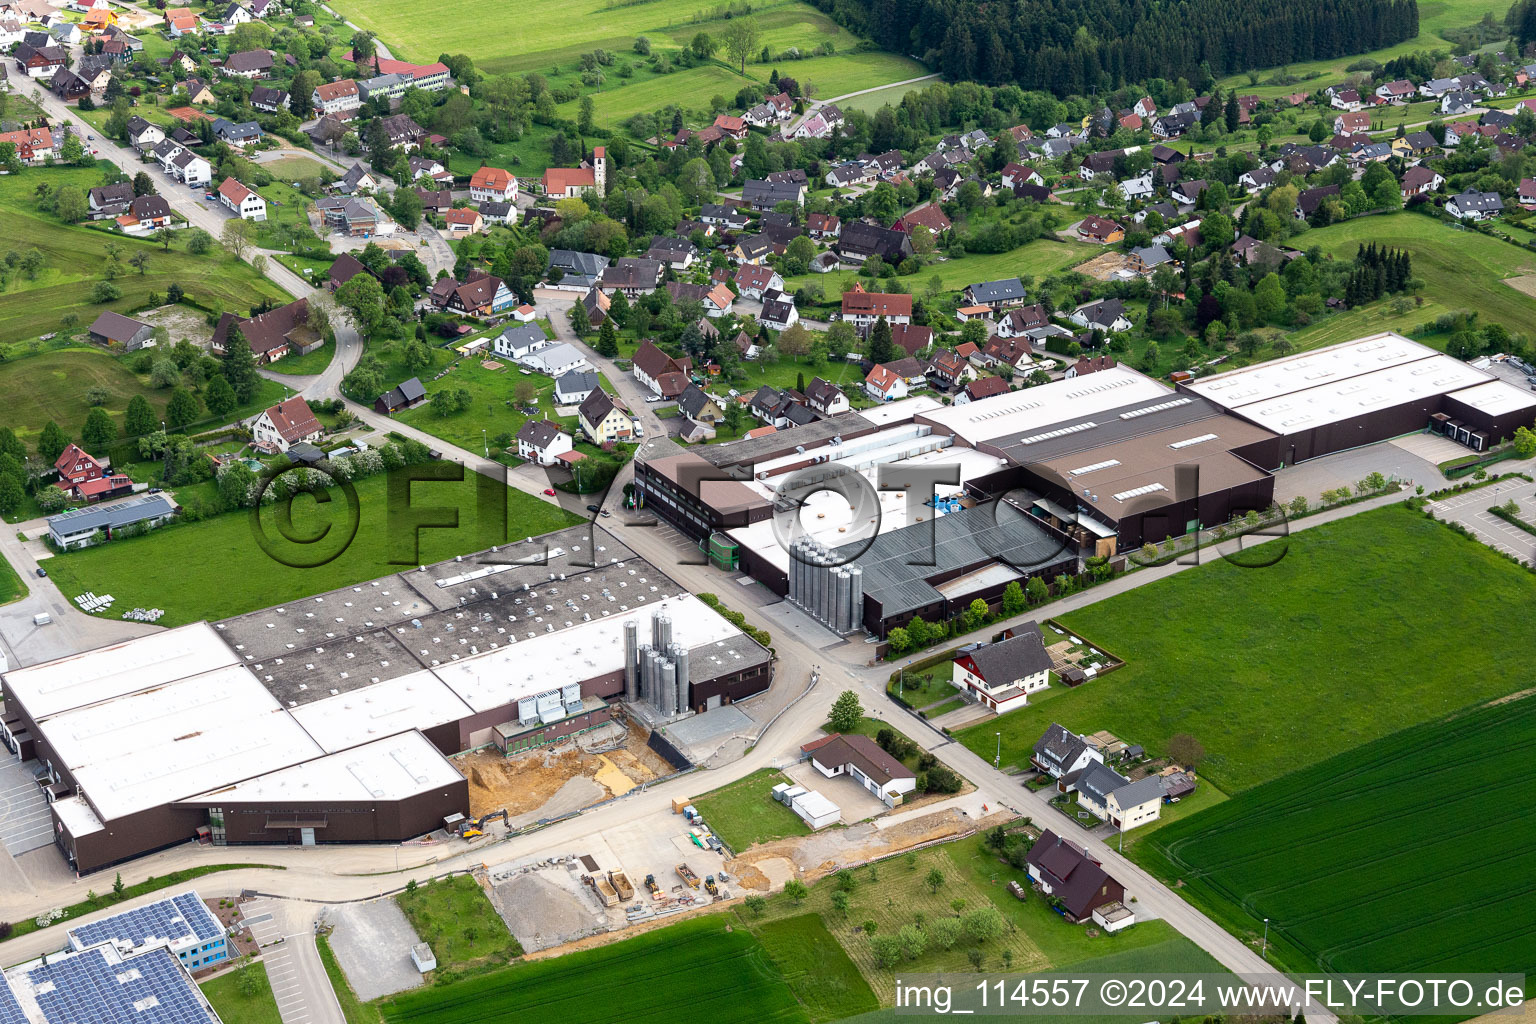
[179,782,469,847]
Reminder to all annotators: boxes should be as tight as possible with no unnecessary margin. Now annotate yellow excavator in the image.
[459,809,508,838]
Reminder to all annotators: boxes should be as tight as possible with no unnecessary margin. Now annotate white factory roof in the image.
[50,794,104,838]
[859,393,944,425]
[918,366,1173,445]
[289,669,474,753]
[43,665,323,821]
[429,594,741,712]
[1186,332,1465,412]
[2,622,238,720]
[184,729,462,805]
[1208,353,1490,434]
[1446,378,1536,416]
[728,445,1006,572]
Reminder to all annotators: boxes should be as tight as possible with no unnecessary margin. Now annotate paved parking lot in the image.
[246,899,344,1024]
[326,899,424,1002]
[782,760,888,823]
[0,757,54,856]
[1428,480,1536,562]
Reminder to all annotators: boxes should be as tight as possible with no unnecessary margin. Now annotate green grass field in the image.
[0,556,27,606]
[395,345,568,453]
[559,64,753,123]
[0,166,289,345]
[1299,212,1536,334]
[265,337,336,376]
[1138,696,1536,980]
[380,915,808,1024]
[742,52,927,98]
[41,469,582,624]
[958,506,1536,793]
[395,875,522,972]
[752,915,879,1022]
[784,240,1098,299]
[692,768,813,850]
[200,964,282,1024]
[838,77,938,114]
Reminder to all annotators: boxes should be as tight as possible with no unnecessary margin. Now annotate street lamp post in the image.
[1262,918,1270,959]
[995,731,1001,768]
[482,428,488,457]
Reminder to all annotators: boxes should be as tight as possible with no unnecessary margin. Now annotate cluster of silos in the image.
[623,611,691,716]
[787,537,864,634]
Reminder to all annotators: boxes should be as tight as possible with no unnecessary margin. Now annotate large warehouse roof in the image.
[289,669,474,753]
[918,367,1174,446]
[3,622,237,720]
[4,943,218,1024]
[1444,379,1536,417]
[1186,332,1433,407]
[41,665,323,821]
[183,729,462,805]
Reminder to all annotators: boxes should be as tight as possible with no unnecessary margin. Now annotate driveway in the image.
[0,756,53,857]
[245,899,345,1024]
[325,898,424,1002]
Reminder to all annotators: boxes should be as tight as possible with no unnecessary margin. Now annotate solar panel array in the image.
[23,946,217,1024]
[0,975,29,1024]
[69,893,222,953]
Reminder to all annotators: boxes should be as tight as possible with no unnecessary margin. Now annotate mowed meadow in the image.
[1137,696,1536,979]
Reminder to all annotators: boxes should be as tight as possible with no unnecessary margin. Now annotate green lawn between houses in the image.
[691,767,814,851]
[958,505,1536,794]
[0,165,289,346]
[199,965,282,1024]
[40,469,582,625]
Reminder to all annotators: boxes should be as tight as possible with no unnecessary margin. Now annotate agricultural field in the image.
[838,76,939,114]
[0,166,289,345]
[1138,696,1536,979]
[958,506,1536,793]
[41,469,582,624]
[750,915,879,1022]
[692,768,813,850]
[559,65,753,125]
[742,52,928,98]
[380,915,808,1024]
[395,875,522,972]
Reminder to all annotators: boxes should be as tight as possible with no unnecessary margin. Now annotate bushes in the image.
[696,592,771,648]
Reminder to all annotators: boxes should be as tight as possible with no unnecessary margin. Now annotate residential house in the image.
[211,298,317,364]
[376,113,425,150]
[516,420,574,466]
[952,627,1052,713]
[311,78,360,117]
[493,323,552,362]
[15,44,66,80]
[1403,165,1445,199]
[1001,162,1044,190]
[249,85,288,113]
[1295,184,1341,220]
[53,442,113,497]
[469,166,517,203]
[1376,79,1415,103]
[443,208,483,235]
[250,396,322,452]
[125,116,165,152]
[221,48,271,77]
[409,156,452,184]
[646,235,696,271]
[1067,354,1120,377]
[1031,723,1103,779]
[157,144,212,187]
[980,335,1033,370]
[1447,189,1504,220]
[864,364,908,402]
[1118,173,1154,202]
[518,342,591,378]
[578,388,634,444]
[1066,762,1134,821]
[1171,178,1207,206]
[316,196,392,237]
[747,386,800,427]
[956,375,1009,405]
[1441,90,1477,116]
[712,113,746,139]
[741,176,806,210]
[1127,244,1174,274]
[553,370,600,406]
[326,252,369,291]
[758,290,798,331]
[733,264,784,300]
[631,340,692,398]
[374,377,426,414]
[334,162,378,195]
[1237,165,1275,191]
[927,348,975,389]
[181,77,215,104]
[87,311,154,350]
[87,182,135,218]
[438,273,515,316]
[1152,110,1198,138]
[807,212,841,241]
[1520,177,1536,207]
[700,204,751,230]
[579,285,609,327]
[676,384,724,428]
[840,284,912,334]
[1070,298,1132,332]
[211,118,262,147]
[478,200,516,226]
[889,324,933,357]
[800,733,917,809]
[1334,111,1372,134]
[114,194,172,234]
[996,304,1049,338]
[894,203,951,235]
[804,377,849,416]
[836,221,912,264]
[216,177,267,221]
[1076,215,1124,244]
[600,257,662,297]
[729,234,776,266]
[963,278,1028,312]
[1330,88,1363,111]
[546,249,609,290]
[732,330,761,361]
[1104,776,1165,831]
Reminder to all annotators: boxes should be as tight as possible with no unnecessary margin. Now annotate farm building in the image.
[0,527,772,873]
[801,733,917,807]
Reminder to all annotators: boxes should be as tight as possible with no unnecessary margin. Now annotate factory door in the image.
[707,694,722,711]
[300,828,316,846]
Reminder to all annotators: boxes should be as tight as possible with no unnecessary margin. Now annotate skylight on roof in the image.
[1168,433,1218,449]
[1112,482,1166,501]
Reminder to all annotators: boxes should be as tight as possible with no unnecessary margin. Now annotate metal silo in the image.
[624,620,639,702]
[674,644,691,714]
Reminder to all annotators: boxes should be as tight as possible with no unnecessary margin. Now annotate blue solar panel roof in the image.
[68,892,223,953]
[19,945,218,1024]
[0,975,29,1024]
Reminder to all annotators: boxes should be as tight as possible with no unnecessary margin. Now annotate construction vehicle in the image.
[609,871,635,901]
[676,864,700,888]
[459,809,509,838]
[704,875,719,897]
[585,874,619,907]
[644,874,661,898]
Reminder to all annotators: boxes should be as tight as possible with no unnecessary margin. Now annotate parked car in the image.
[543,488,556,496]
[35,567,47,578]
[586,504,601,514]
